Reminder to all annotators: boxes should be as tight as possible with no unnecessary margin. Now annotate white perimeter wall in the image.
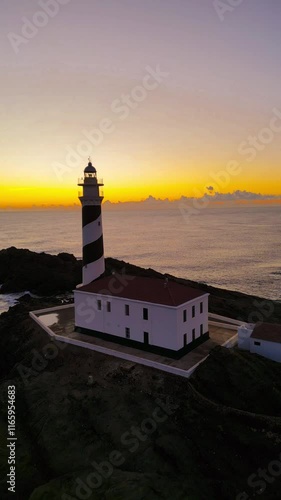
[74,292,209,351]
[250,338,281,363]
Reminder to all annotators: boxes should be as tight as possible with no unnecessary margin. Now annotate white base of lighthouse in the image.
[82,256,105,286]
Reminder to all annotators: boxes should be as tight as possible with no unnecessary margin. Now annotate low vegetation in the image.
[0,248,280,499]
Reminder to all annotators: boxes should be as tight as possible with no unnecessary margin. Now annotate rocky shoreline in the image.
[1,247,280,323]
[0,248,281,499]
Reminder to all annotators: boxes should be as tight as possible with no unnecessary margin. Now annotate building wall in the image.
[74,291,179,350]
[238,324,254,350]
[250,338,281,363]
[74,291,209,351]
[176,295,209,348]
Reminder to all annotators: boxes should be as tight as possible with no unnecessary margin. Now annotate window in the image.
[183,334,187,346]
[200,324,203,336]
[192,306,195,318]
[125,304,130,316]
[254,341,261,346]
[192,328,196,341]
[200,302,203,314]
[143,308,148,320]
[125,327,130,339]
[183,310,187,323]
[97,300,101,311]
[107,302,111,313]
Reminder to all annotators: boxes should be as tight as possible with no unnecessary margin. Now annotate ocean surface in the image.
[0,205,280,313]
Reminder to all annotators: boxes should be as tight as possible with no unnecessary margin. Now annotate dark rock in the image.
[0,247,82,295]
[1,299,281,500]
[1,247,280,323]
[1,248,281,499]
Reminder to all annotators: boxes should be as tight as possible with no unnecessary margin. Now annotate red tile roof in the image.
[77,275,208,307]
[251,322,281,344]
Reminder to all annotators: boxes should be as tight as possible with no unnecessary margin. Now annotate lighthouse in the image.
[73,158,210,359]
[78,160,105,285]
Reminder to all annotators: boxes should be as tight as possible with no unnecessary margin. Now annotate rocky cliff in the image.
[0,248,281,499]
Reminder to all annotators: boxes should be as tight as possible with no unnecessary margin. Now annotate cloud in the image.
[206,190,280,201]
[101,190,281,210]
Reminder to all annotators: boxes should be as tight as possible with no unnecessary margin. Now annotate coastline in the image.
[1,247,280,323]
[0,248,281,499]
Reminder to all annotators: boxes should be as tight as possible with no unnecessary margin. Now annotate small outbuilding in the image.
[238,322,281,363]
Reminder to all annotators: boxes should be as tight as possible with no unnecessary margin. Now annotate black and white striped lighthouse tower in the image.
[78,160,105,285]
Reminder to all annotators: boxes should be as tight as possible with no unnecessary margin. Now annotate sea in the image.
[0,205,280,313]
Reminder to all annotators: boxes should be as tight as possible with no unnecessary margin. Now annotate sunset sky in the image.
[1,0,281,208]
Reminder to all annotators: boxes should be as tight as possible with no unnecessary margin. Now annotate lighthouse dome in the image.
[84,161,96,174]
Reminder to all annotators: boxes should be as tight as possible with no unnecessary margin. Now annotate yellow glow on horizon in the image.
[1,154,281,208]
[1,179,281,209]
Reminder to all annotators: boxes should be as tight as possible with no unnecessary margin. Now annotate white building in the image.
[238,322,281,363]
[75,275,209,359]
[74,161,210,359]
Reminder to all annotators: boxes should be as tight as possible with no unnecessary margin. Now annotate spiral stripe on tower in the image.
[78,161,105,285]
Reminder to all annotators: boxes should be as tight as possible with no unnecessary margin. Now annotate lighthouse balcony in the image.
[78,177,104,186]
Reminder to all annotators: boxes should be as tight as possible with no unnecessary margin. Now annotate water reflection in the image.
[40,313,59,327]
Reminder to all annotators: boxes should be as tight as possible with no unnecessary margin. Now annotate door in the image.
[143,332,149,345]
